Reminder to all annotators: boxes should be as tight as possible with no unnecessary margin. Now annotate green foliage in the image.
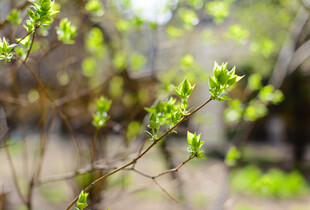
[208,62,243,101]
[75,190,89,210]
[113,51,127,70]
[25,0,59,33]
[225,146,240,167]
[259,85,284,104]
[174,78,195,114]
[145,97,182,138]
[109,76,124,98]
[126,121,142,141]
[247,73,262,91]
[129,53,146,72]
[187,0,204,9]
[7,9,22,26]
[0,37,16,62]
[14,36,31,60]
[166,26,184,38]
[206,0,234,24]
[85,0,104,16]
[180,54,195,67]
[56,18,77,44]
[224,73,284,123]
[178,8,198,27]
[116,19,131,32]
[251,38,275,58]
[230,165,309,198]
[174,78,195,100]
[85,27,106,58]
[224,24,249,44]
[187,131,206,159]
[92,96,111,129]
[243,100,268,122]
[82,57,97,77]
[224,99,243,123]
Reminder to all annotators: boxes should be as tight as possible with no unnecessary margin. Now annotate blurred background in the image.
[0,0,310,209]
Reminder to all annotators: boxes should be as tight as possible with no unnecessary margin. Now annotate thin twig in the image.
[152,156,194,179]
[21,62,81,170]
[152,179,179,202]
[91,129,100,166]
[24,27,38,63]
[3,133,27,205]
[130,168,152,179]
[132,136,148,169]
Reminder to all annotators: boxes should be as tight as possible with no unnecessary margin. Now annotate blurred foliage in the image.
[40,184,69,203]
[56,18,77,44]
[230,165,309,198]
[7,9,22,26]
[92,96,111,129]
[225,146,240,167]
[224,72,284,123]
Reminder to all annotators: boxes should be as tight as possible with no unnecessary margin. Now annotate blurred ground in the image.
[1,134,310,210]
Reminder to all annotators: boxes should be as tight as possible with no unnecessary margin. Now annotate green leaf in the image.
[220,95,232,101]
[174,78,195,99]
[76,190,89,210]
[208,76,217,89]
[208,62,243,101]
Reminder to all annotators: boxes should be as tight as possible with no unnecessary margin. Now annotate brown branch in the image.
[130,168,152,179]
[130,155,194,202]
[66,97,213,209]
[3,132,27,205]
[24,27,38,63]
[91,129,100,166]
[152,156,194,179]
[22,62,81,170]
[152,179,179,202]
[132,136,148,169]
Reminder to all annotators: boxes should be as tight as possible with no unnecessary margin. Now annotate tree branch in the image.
[66,97,213,209]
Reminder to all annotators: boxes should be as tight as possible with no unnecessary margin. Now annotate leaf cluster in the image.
[92,96,111,129]
[208,62,243,101]
[145,98,181,139]
[56,18,77,44]
[25,0,59,32]
[75,190,89,210]
[0,38,16,62]
[174,78,195,114]
[187,131,206,159]
[7,9,22,26]
[85,0,104,17]
[224,73,284,123]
